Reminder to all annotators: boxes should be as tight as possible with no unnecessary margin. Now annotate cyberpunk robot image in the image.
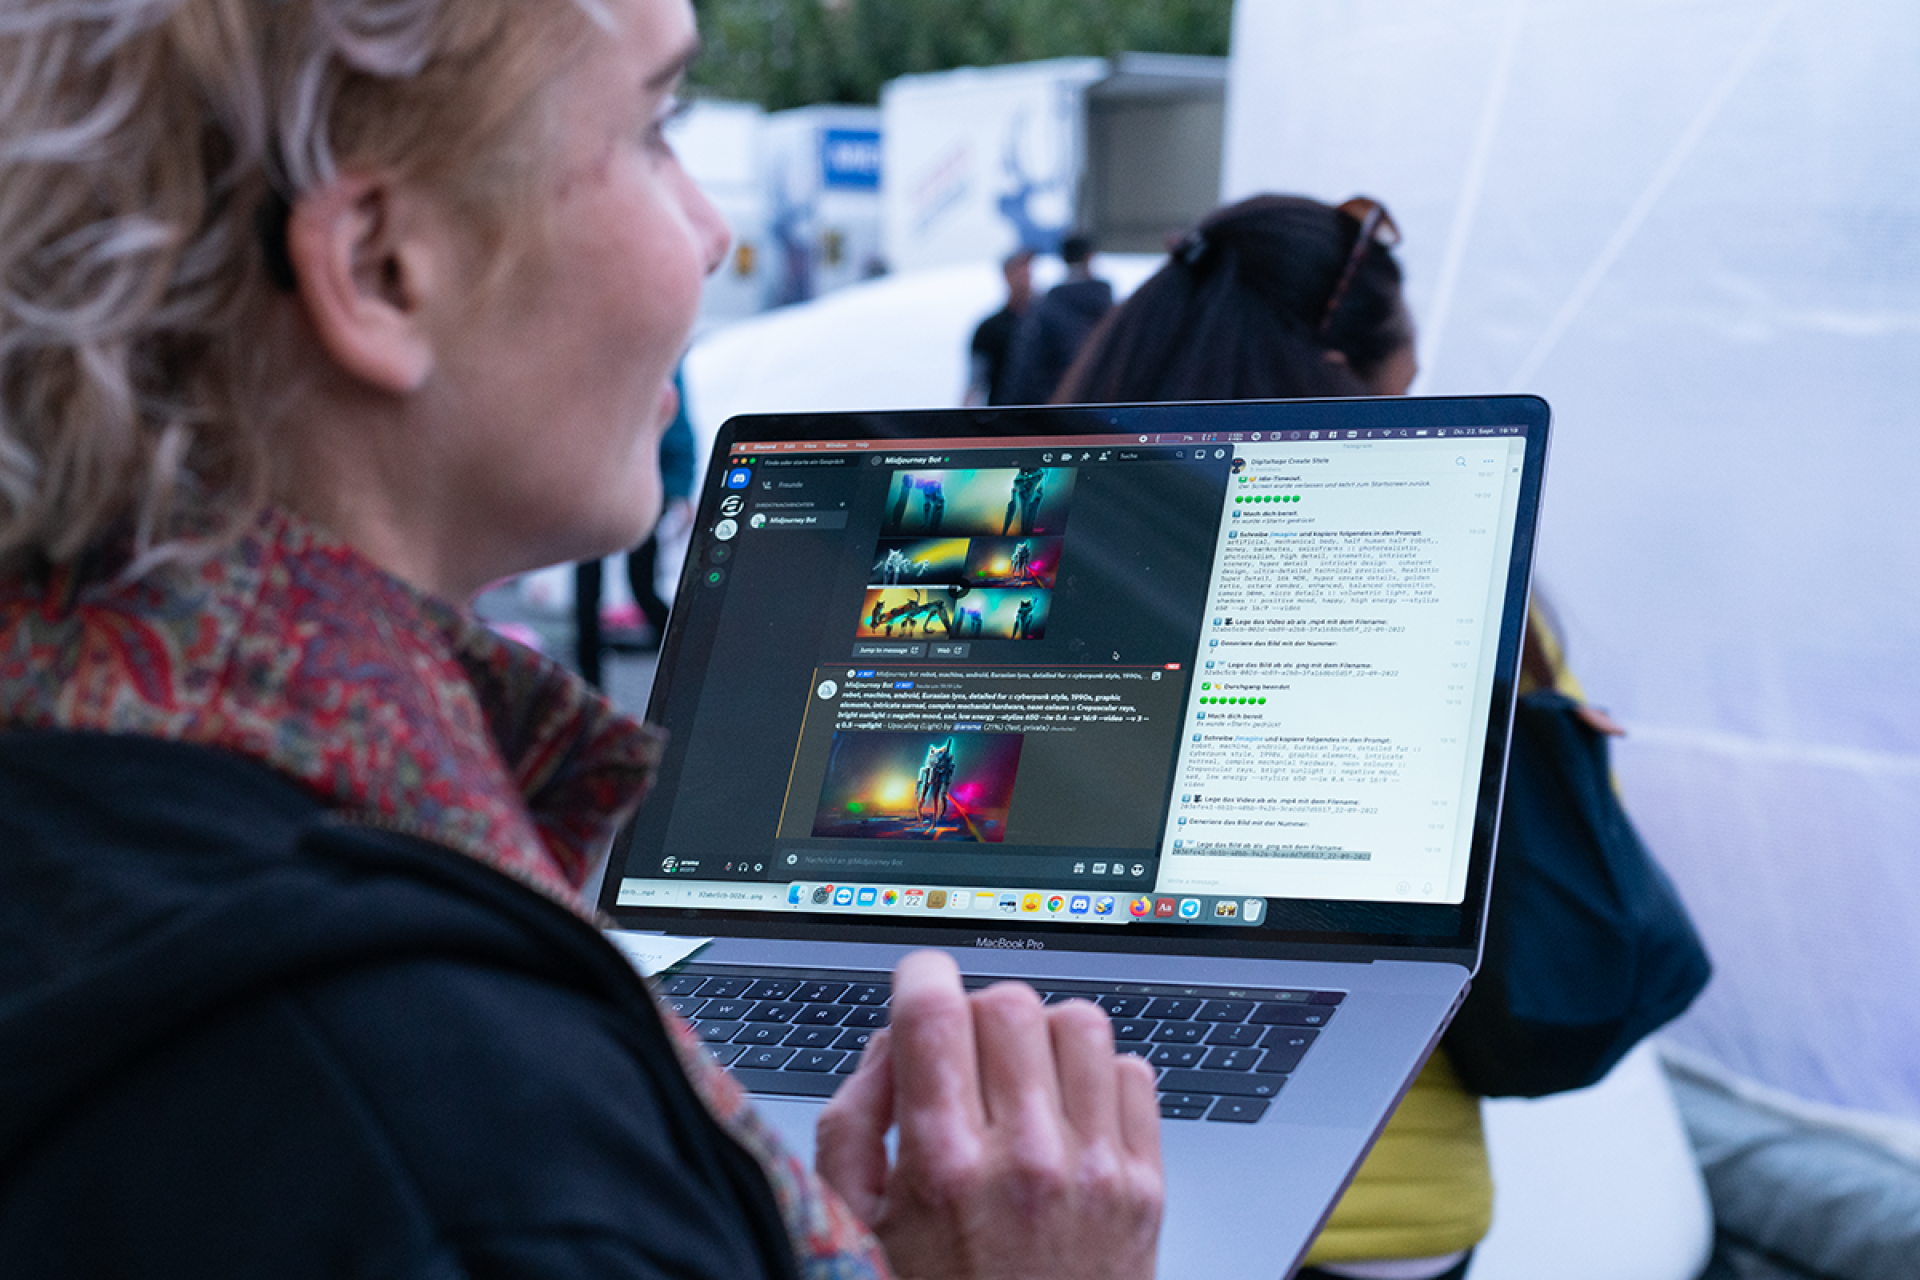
[888,474,946,534]
[873,546,928,585]
[867,589,957,638]
[915,739,957,825]
[1003,467,1045,536]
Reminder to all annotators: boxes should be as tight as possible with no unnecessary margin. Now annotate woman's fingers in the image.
[814,1027,896,1226]
[837,952,1164,1280]
[1046,997,1120,1140]
[886,950,988,1171]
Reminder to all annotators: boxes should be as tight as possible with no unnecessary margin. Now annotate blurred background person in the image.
[1001,233,1112,405]
[964,248,1036,406]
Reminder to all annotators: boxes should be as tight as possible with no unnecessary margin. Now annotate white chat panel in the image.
[1157,438,1526,904]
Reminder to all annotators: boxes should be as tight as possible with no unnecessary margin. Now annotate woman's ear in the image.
[284,175,441,393]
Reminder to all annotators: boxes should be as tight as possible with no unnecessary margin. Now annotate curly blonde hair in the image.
[0,0,602,577]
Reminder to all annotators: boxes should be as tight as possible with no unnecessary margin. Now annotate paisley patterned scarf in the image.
[0,506,890,1280]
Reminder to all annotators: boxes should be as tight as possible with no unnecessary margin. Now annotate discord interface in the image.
[614,426,1527,930]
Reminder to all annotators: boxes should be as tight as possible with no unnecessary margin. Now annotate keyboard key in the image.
[840,984,890,1006]
[745,1000,804,1023]
[1112,1018,1159,1042]
[792,1003,849,1027]
[789,1050,846,1073]
[794,981,851,1004]
[697,977,754,999]
[666,995,707,1018]
[1207,1097,1271,1124]
[1249,1004,1333,1027]
[1096,994,1150,1018]
[695,1020,744,1043]
[657,973,707,996]
[734,1024,786,1047]
[841,1006,888,1028]
[1158,1069,1285,1099]
[1309,990,1346,1005]
[782,1026,840,1049]
[1256,1029,1317,1073]
[1201,1046,1260,1072]
[1196,999,1254,1022]
[833,1027,874,1052]
[1160,1098,1209,1120]
[707,1043,747,1067]
[737,1047,796,1070]
[744,978,800,1001]
[1116,1040,1151,1059]
[1149,1045,1206,1069]
[1143,997,1204,1020]
[1148,1022,1206,1045]
[700,998,752,1021]
[731,1066,842,1097]
[1159,1092,1216,1113]
[1204,1023,1263,1048]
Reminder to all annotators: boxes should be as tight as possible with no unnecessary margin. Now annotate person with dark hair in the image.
[965,249,1036,406]
[1056,195,1416,405]
[1058,192,1583,1280]
[1000,234,1114,404]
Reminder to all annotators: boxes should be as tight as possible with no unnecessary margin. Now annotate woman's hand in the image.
[815,950,1163,1280]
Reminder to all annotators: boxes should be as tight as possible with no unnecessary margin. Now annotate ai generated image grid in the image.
[860,468,1073,643]
[812,730,1025,843]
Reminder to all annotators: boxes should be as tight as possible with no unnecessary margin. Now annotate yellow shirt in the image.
[1303,1049,1492,1263]
[1303,606,1582,1265]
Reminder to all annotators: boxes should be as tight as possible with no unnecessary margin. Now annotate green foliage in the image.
[690,0,1233,110]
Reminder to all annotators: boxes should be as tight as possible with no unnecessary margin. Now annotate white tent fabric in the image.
[1222,0,1920,1121]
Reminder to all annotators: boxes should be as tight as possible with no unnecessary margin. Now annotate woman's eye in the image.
[647,94,692,148]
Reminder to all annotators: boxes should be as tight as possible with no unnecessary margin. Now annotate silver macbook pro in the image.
[600,395,1551,1279]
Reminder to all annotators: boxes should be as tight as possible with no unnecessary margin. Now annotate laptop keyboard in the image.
[657,966,1342,1125]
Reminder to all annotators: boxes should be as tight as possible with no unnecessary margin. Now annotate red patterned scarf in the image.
[0,506,891,1280]
[0,507,655,907]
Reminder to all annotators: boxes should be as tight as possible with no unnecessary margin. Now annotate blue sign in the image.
[821,128,881,191]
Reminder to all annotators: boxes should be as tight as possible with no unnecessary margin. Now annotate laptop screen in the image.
[603,397,1548,959]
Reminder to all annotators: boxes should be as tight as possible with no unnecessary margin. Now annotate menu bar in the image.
[732,426,1527,455]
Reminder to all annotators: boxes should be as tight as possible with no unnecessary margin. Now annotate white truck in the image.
[882,53,1228,272]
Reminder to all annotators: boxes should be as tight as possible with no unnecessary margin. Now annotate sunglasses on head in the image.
[1318,196,1401,338]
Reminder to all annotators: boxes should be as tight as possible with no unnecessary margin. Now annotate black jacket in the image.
[1000,277,1114,405]
[0,731,798,1280]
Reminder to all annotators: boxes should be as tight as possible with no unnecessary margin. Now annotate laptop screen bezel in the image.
[599,396,1550,970]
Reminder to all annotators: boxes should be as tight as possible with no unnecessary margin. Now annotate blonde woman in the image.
[0,3,1161,1276]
